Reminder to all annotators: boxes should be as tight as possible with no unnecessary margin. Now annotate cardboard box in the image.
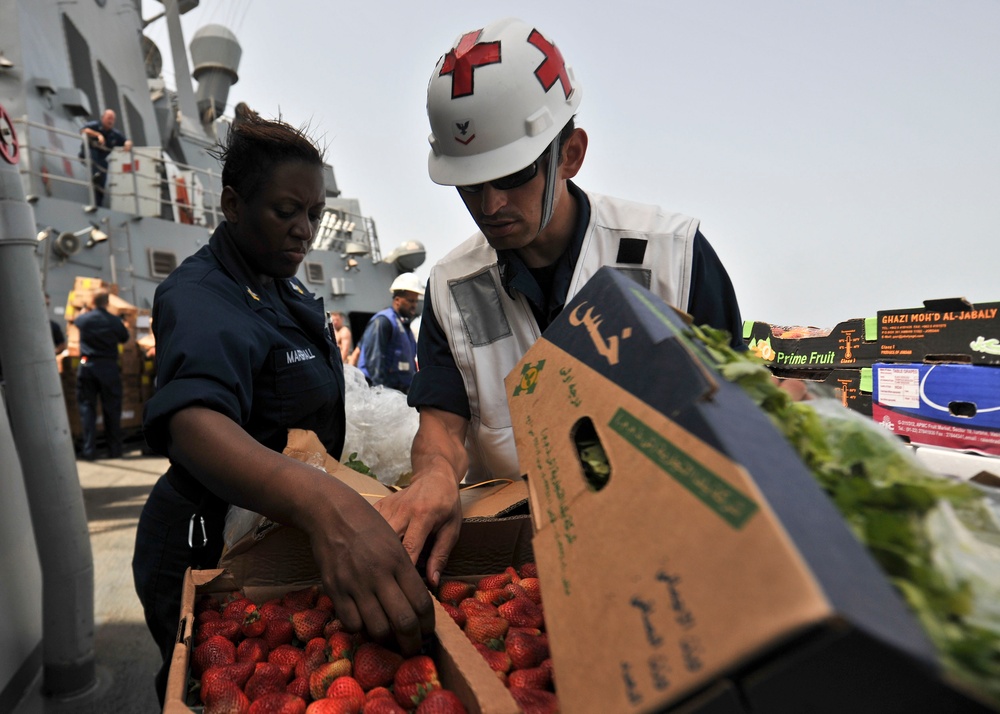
[168,431,520,714]
[441,480,533,579]
[506,267,993,714]
[162,568,518,714]
[769,367,872,416]
[240,430,535,583]
[873,362,1000,456]
[877,297,1000,366]
[744,318,879,369]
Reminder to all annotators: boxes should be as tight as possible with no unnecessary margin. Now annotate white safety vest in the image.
[429,191,699,483]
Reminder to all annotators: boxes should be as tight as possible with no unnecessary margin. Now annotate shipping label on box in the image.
[873,362,1000,456]
[877,298,1000,365]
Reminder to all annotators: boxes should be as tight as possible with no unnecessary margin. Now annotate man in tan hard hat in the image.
[357,272,424,393]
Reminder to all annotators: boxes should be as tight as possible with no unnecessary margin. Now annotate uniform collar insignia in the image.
[246,286,260,301]
[289,280,305,295]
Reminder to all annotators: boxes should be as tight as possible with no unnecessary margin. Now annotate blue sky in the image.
[144,0,1000,329]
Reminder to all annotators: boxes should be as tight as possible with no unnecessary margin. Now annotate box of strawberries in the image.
[163,567,521,714]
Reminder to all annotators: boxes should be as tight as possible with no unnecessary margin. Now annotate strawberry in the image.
[361,699,407,714]
[414,688,467,713]
[197,618,242,644]
[458,598,498,619]
[507,626,541,636]
[223,596,256,622]
[323,618,347,638]
[304,637,328,658]
[463,615,508,648]
[517,578,542,606]
[295,646,328,679]
[193,635,236,677]
[248,692,307,714]
[198,609,223,626]
[243,604,268,638]
[472,642,511,674]
[365,687,394,702]
[315,593,336,612]
[238,637,270,664]
[504,566,521,584]
[436,580,475,606]
[270,644,305,673]
[440,602,465,629]
[309,659,352,700]
[245,662,291,700]
[508,666,552,691]
[518,563,538,579]
[508,687,558,714]
[305,699,358,714]
[286,675,311,700]
[261,602,295,624]
[473,588,510,606]
[283,585,321,611]
[203,678,251,714]
[498,596,544,630]
[326,631,360,661]
[196,593,222,615]
[393,655,440,709]
[200,661,255,700]
[292,608,330,642]
[476,572,512,591]
[325,675,365,709]
[352,642,403,691]
[505,630,549,670]
[264,618,295,649]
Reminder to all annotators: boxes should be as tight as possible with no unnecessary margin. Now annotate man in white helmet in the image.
[357,272,424,393]
[376,17,744,586]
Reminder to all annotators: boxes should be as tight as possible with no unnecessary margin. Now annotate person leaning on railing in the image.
[80,108,132,207]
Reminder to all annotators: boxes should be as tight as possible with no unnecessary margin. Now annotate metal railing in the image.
[10,115,383,260]
[12,115,221,227]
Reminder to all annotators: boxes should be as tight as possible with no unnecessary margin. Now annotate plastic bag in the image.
[341,364,419,487]
[926,490,1000,633]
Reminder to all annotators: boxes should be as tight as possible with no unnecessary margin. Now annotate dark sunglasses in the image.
[457,153,547,194]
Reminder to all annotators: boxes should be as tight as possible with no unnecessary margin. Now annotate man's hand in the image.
[375,408,469,587]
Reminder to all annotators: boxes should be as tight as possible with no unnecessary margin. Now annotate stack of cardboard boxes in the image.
[745,297,1000,459]
[57,276,155,445]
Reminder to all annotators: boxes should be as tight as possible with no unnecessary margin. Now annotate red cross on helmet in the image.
[426,17,583,188]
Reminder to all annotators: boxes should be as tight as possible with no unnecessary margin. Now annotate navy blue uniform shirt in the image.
[81,120,128,168]
[408,182,744,420]
[74,306,129,359]
[143,222,345,501]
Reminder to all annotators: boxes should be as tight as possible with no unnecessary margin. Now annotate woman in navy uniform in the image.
[132,105,433,703]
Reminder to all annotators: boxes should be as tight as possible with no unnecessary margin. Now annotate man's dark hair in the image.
[93,292,110,309]
[212,104,325,202]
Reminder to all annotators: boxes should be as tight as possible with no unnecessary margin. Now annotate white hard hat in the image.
[390,272,425,296]
[426,17,582,187]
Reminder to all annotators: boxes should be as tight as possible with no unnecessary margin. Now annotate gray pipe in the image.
[0,125,96,697]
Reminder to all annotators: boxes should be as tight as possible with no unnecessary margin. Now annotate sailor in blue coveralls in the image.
[358,272,424,394]
[80,108,131,207]
[74,291,129,459]
[131,105,433,705]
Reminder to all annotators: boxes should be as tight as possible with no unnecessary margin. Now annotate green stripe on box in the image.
[609,408,759,529]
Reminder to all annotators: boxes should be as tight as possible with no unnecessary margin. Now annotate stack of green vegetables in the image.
[688,323,1000,706]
